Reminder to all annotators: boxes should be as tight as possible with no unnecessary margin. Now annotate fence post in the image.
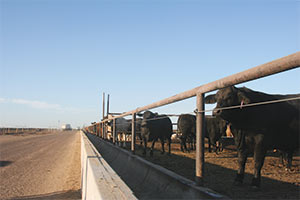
[195,93,205,185]
[113,119,116,144]
[131,113,136,154]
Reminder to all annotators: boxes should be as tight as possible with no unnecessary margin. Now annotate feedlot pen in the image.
[136,141,300,199]
[90,135,300,199]
[86,52,300,199]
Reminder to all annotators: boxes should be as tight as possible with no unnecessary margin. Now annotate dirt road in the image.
[0,130,81,200]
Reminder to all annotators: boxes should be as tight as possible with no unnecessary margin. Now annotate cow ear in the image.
[137,112,143,117]
[205,94,217,104]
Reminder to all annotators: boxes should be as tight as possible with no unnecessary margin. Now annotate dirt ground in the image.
[121,139,300,199]
[0,130,81,200]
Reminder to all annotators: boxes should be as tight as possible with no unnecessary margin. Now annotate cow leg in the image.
[279,150,285,166]
[167,138,171,155]
[215,141,220,154]
[142,138,147,155]
[286,151,293,169]
[186,137,191,152]
[122,133,126,148]
[117,134,121,146]
[207,138,212,153]
[150,139,157,156]
[160,139,165,154]
[234,149,248,186]
[251,139,267,188]
[180,136,187,152]
[187,137,191,152]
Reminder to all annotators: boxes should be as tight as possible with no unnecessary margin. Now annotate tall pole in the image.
[107,94,110,116]
[102,93,106,139]
[102,92,105,120]
[196,93,205,185]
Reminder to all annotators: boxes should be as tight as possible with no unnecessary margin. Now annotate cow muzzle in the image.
[212,108,221,116]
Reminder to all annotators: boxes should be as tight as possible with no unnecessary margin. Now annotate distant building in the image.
[61,124,72,131]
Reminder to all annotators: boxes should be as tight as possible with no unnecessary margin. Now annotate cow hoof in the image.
[161,151,165,154]
[150,151,153,157]
[233,174,244,186]
[251,185,260,190]
[251,178,261,188]
[233,180,243,186]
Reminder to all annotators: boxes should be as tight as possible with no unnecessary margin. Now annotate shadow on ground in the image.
[89,134,299,200]
[10,190,81,200]
[0,161,13,167]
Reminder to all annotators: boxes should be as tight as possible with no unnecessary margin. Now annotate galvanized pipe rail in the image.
[95,51,300,185]
[102,52,299,120]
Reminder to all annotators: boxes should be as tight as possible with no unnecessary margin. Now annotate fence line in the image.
[86,51,300,186]
[101,52,300,122]
[95,95,300,127]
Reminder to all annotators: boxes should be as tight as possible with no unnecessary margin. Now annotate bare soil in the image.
[0,130,81,200]
[123,140,300,199]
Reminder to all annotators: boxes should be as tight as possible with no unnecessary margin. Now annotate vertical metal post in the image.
[102,92,105,119]
[107,94,110,116]
[131,113,136,153]
[113,119,116,144]
[196,93,205,185]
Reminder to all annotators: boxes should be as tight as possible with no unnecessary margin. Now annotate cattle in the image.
[205,85,300,188]
[109,117,131,147]
[127,117,143,146]
[177,114,227,153]
[138,111,172,156]
[177,114,196,152]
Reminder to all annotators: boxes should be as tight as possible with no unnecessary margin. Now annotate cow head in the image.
[137,111,154,128]
[205,86,251,121]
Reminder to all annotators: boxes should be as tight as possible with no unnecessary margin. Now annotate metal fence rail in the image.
[103,52,299,120]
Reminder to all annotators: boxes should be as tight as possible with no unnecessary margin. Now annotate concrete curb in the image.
[85,132,230,199]
[81,131,137,200]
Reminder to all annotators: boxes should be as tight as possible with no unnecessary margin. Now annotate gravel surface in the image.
[0,130,81,200]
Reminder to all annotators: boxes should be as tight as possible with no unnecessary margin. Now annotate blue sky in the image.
[0,0,299,128]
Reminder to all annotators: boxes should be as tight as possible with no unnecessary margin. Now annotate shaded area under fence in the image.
[86,132,227,199]
[86,132,300,199]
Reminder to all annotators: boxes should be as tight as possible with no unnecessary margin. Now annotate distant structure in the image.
[61,124,72,131]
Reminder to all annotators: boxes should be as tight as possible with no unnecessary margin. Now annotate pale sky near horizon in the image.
[0,0,299,128]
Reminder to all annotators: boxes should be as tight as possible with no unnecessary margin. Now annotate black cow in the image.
[138,111,172,156]
[127,117,143,146]
[205,86,300,188]
[177,114,228,153]
[177,114,196,152]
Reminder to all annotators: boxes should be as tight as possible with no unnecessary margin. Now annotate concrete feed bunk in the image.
[85,132,227,199]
